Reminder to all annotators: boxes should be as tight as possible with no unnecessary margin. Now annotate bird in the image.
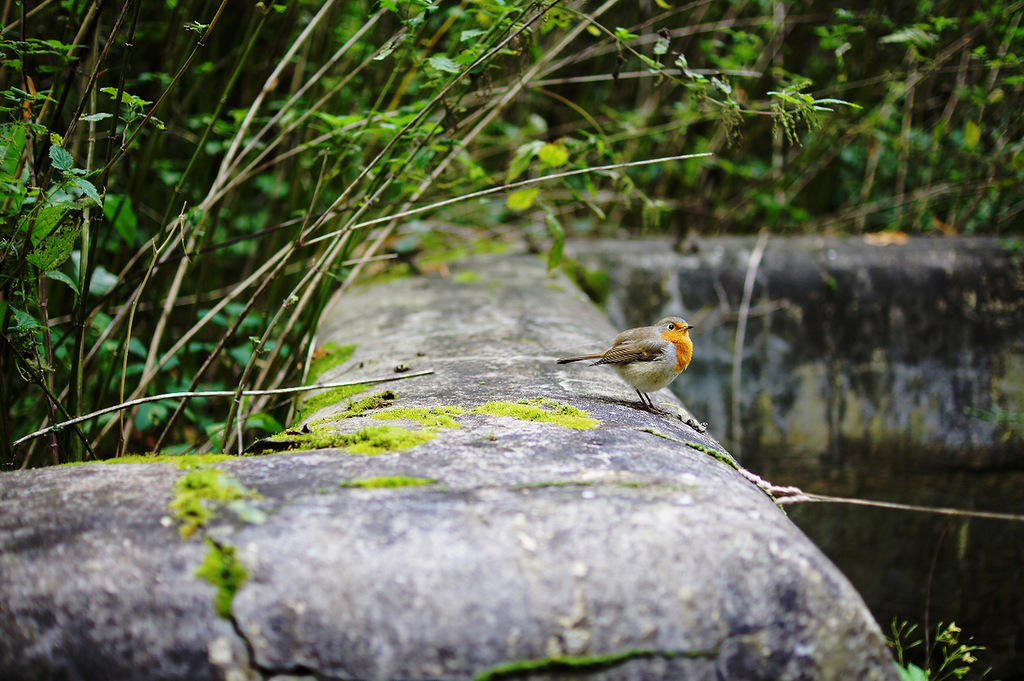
[556,316,694,415]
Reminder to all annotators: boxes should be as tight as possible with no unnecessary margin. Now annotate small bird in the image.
[556,317,694,414]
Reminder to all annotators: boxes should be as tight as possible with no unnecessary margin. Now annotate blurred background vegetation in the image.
[1,0,1021,467]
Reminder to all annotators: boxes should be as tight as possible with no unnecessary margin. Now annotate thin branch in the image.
[730,230,769,461]
[737,468,1024,523]
[13,371,434,452]
[305,153,715,246]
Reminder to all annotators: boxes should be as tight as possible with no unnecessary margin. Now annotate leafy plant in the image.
[889,619,993,681]
[2,0,1019,466]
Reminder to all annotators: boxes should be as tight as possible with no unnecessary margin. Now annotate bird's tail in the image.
[556,354,603,364]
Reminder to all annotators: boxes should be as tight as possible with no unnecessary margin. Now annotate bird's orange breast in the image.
[660,328,693,372]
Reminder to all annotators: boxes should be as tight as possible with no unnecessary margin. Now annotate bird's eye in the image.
[667,323,676,330]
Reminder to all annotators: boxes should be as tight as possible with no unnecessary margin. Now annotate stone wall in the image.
[568,236,1024,480]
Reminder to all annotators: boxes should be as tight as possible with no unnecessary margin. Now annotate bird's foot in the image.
[637,391,671,415]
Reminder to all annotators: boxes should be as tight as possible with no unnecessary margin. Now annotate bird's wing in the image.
[594,338,664,365]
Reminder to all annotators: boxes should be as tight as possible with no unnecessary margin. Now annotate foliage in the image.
[889,619,994,681]
[1,0,1020,465]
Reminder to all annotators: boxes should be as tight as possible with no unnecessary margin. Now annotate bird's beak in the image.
[685,324,694,331]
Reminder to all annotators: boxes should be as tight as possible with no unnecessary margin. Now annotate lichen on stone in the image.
[471,398,599,430]
[339,476,437,488]
[195,539,248,619]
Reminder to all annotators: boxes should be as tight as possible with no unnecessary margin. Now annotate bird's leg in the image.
[636,390,670,415]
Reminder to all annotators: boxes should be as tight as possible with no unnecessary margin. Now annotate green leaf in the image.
[428,55,461,73]
[103,194,138,245]
[545,211,565,270]
[537,142,569,167]
[24,205,75,270]
[99,87,151,109]
[506,140,544,183]
[653,34,670,56]
[9,307,43,333]
[506,187,539,211]
[71,178,101,205]
[87,263,118,296]
[768,91,801,105]
[460,29,487,42]
[44,269,79,295]
[614,27,638,40]
[243,412,284,434]
[375,32,406,60]
[896,663,930,681]
[49,144,74,171]
[80,112,112,122]
[879,27,936,47]
[812,98,861,109]
[963,120,981,151]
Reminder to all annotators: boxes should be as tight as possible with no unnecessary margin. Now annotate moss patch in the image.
[340,425,434,455]
[195,539,248,619]
[514,480,593,490]
[262,422,434,455]
[340,476,437,488]
[639,427,681,443]
[307,342,357,383]
[67,453,236,468]
[472,398,599,430]
[341,390,397,417]
[295,383,369,423]
[352,262,416,288]
[683,440,739,470]
[169,466,261,538]
[473,648,716,681]
[453,270,484,284]
[371,405,466,429]
[418,239,511,267]
[559,257,611,306]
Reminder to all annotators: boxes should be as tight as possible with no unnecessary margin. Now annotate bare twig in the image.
[13,370,434,452]
[730,230,769,461]
[737,468,1024,522]
[304,153,715,246]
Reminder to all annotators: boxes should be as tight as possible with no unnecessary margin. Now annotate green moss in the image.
[639,428,741,470]
[353,262,415,288]
[473,648,716,681]
[418,239,511,267]
[295,383,369,423]
[340,425,434,455]
[266,422,434,455]
[453,270,484,284]
[371,405,467,428]
[195,539,248,619]
[559,257,611,306]
[514,480,593,490]
[639,427,681,443]
[340,476,437,488]
[342,390,397,417]
[67,453,235,468]
[169,467,259,538]
[471,398,599,430]
[306,342,357,383]
[683,440,739,470]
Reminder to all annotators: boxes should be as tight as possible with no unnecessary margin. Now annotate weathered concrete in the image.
[567,236,1024,478]
[0,253,898,680]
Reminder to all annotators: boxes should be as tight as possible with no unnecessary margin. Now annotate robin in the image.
[556,317,694,415]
